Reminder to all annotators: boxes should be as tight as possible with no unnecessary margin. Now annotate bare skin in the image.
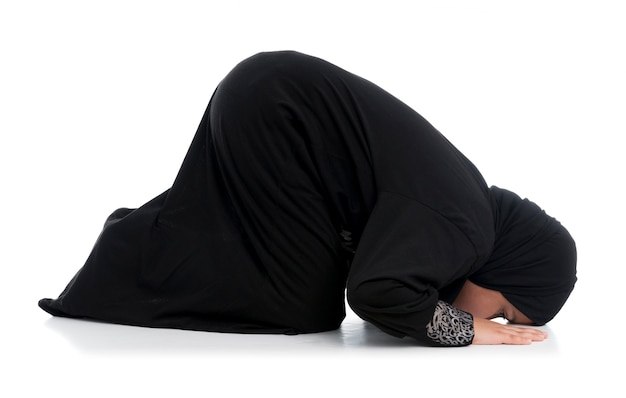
[452,280,548,345]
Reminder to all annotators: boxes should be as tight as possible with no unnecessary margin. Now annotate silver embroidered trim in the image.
[426,301,474,346]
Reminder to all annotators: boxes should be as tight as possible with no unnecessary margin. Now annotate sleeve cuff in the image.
[426,300,474,346]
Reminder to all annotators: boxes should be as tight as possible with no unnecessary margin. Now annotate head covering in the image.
[469,186,577,325]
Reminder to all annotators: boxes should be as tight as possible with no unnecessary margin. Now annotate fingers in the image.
[472,318,549,345]
[500,324,548,345]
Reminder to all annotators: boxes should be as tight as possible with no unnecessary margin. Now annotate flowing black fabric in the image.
[39,51,576,344]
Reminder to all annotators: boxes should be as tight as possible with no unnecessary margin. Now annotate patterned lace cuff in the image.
[426,300,474,346]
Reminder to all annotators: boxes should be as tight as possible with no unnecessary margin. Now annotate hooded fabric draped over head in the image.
[38,51,577,345]
[470,187,577,325]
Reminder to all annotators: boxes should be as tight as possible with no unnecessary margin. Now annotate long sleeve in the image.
[346,192,478,346]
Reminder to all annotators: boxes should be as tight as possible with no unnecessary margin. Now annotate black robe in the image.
[39,51,576,346]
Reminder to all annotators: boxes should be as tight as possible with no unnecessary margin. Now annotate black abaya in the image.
[39,51,576,346]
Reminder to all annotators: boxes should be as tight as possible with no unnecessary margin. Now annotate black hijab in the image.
[470,186,577,325]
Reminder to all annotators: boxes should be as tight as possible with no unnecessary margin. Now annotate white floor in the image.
[2,1,625,396]
[3,275,620,397]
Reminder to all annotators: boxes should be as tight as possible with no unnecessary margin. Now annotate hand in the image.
[472,317,548,345]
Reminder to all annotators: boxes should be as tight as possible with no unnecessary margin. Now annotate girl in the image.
[39,51,577,346]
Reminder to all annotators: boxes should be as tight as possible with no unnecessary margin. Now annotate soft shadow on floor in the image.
[43,311,557,356]
[43,314,416,355]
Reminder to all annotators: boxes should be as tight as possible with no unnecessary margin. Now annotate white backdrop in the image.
[1,1,624,396]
